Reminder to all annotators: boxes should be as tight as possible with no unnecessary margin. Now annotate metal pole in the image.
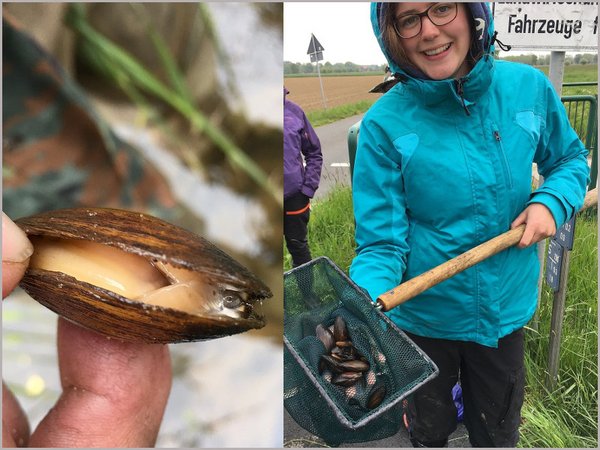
[310,33,327,109]
[315,58,327,109]
[544,50,570,389]
[549,51,566,95]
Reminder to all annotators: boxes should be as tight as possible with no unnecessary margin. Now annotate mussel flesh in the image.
[16,208,272,343]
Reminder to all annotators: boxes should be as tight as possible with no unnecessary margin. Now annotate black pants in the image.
[404,329,525,448]
[284,192,312,267]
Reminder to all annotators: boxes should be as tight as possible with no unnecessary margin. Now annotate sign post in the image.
[493,2,597,389]
[545,217,576,389]
[307,33,327,108]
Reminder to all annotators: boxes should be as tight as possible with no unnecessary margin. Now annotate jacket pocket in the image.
[492,127,514,189]
[515,110,542,147]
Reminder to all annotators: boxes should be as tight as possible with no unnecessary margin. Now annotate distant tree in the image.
[284,61,301,75]
[574,54,582,64]
[321,61,333,74]
[301,63,315,74]
[531,54,538,65]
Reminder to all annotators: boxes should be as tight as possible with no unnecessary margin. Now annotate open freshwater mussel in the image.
[316,315,387,410]
[16,208,272,343]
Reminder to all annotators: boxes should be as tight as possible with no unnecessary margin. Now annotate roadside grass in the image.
[286,184,598,448]
[306,100,376,128]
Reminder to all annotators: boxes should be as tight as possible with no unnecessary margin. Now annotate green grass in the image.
[289,185,598,447]
[520,216,598,448]
[306,100,376,127]
[284,186,355,271]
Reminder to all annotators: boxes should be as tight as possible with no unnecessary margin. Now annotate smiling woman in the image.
[382,2,473,80]
[347,2,590,447]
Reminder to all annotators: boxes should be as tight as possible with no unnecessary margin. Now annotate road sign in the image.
[309,52,323,63]
[307,33,325,56]
[545,239,563,292]
[306,33,327,108]
[493,3,598,51]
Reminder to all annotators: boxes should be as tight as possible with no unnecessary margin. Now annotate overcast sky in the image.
[283,3,385,65]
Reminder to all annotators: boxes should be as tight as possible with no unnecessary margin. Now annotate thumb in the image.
[2,213,34,299]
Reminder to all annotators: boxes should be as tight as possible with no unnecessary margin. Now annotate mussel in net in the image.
[16,208,272,343]
[366,383,387,410]
[315,323,335,352]
[333,315,349,341]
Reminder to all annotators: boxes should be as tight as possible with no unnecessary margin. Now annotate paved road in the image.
[314,114,364,201]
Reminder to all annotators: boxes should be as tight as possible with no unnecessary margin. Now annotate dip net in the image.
[284,256,439,446]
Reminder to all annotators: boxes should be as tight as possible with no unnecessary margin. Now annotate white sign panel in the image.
[494,2,598,51]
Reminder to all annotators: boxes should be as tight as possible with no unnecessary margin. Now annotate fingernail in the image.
[2,213,33,263]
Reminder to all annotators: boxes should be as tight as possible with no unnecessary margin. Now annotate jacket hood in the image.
[371,2,495,80]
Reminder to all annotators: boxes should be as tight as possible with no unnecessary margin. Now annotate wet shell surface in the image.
[16,208,273,343]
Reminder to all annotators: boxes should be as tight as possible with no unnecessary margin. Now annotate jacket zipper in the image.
[455,79,471,116]
[493,130,514,189]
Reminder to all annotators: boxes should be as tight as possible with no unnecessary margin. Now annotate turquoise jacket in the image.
[349,3,590,347]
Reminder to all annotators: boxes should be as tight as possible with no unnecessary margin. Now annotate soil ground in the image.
[285,75,384,112]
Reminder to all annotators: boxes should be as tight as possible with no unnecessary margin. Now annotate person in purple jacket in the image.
[284,87,323,267]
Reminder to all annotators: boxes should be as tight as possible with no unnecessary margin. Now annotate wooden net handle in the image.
[376,188,597,311]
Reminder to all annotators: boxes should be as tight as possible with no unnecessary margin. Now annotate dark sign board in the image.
[555,216,576,251]
[307,33,324,55]
[307,34,324,62]
[545,239,564,292]
[309,51,323,62]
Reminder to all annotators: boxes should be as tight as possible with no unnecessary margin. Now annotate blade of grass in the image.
[65,4,282,206]
[128,3,192,101]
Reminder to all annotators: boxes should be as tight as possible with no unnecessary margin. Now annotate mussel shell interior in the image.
[16,208,272,343]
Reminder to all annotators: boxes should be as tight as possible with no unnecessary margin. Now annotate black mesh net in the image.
[284,256,439,446]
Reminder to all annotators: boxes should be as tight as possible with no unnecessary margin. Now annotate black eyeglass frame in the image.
[392,3,459,39]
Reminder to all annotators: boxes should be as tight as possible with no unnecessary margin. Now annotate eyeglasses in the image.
[393,3,459,39]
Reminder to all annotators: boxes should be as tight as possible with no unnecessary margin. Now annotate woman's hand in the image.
[510,203,557,248]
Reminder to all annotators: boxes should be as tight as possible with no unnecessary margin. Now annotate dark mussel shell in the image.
[16,208,272,343]
[315,324,335,352]
[366,383,387,410]
[333,315,349,342]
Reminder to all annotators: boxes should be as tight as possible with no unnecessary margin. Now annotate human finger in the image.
[3,382,31,447]
[518,223,536,248]
[510,210,527,229]
[2,213,33,298]
[29,318,172,448]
